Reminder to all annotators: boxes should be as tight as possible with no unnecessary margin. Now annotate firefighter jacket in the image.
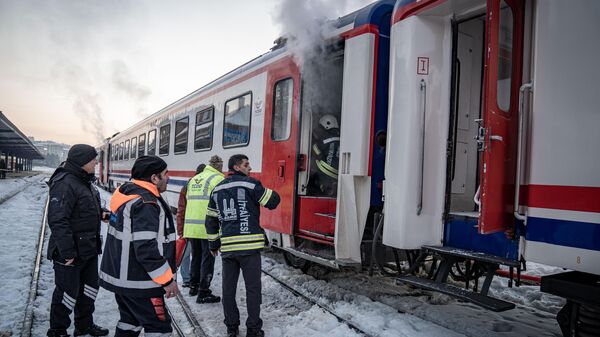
[47,161,103,262]
[99,180,176,298]
[312,128,340,180]
[183,165,224,239]
[205,172,280,256]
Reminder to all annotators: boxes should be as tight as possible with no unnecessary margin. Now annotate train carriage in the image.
[101,0,395,268]
[384,0,600,331]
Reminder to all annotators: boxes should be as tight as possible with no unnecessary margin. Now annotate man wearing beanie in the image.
[183,155,224,303]
[99,155,178,336]
[47,144,109,337]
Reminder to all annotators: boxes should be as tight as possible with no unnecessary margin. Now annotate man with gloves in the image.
[100,155,178,336]
[47,144,109,337]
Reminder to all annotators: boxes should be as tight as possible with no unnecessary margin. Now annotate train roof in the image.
[109,0,395,142]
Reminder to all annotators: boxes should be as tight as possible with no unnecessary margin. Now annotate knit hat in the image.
[209,155,223,167]
[67,144,98,167]
[131,155,167,180]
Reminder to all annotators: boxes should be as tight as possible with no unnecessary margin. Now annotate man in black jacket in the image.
[47,144,109,337]
[206,154,280,337]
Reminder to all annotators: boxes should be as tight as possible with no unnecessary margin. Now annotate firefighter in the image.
[183,155,224,303]
[206,154,280,337]
[46,144,109,337]
[309,114,340,196]
[99,155,178,337]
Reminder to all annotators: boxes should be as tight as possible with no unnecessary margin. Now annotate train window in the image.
[124,140,130,160]
[194,106,214,151]
[119,142,124,160]
[223,92,252,148]
[174,117,189,154]
[130,137,137,159]
[271,78,293,141]
[497,1,513,112]
[138,133,146,156]
[159,124,170,156]
[148,129,157,155]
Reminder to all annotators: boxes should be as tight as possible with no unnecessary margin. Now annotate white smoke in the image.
[110,59,152,118]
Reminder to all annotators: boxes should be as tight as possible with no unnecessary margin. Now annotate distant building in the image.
[31,138,70,168]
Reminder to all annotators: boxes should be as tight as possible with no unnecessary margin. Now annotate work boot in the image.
[47,329,70,337]
[182,281,190,288]
[189,285,199,296]
[226,327,239,337]
[246,329,265,337]
[196,293,221,304]
[73,323,109,336]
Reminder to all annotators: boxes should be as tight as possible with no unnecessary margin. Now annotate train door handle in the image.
[277,160,285,180]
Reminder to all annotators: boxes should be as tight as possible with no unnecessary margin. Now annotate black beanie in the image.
[67,144,98,167]
[131,155,167,180]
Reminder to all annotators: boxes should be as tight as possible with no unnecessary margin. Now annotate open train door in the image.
[478,0,524,234]
[260,58,300,235]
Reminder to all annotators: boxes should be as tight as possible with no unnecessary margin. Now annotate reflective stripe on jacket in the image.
[183,165,224,239]
[99,180,176,298]
[205,172,280,256]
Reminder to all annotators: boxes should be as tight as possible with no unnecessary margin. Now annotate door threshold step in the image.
[422,245,519,267]
[397,274,515,312]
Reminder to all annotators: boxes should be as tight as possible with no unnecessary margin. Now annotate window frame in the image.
[270,78,294,142]
[194,106,215,152]
[159,124,171,156]
[119,142,124,160]
[138,133,146,156]
[147,129,157,155]
[130,137,137,159]
[174,116,189,155]
[222,91,253,149]
[124,139,130,160]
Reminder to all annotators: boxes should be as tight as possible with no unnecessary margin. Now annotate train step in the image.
[422,245,520,267]
[541,271,600,306]
[397,274,515,312]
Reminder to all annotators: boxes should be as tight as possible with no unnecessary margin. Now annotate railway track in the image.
[20,193,49,337]
[167,293,209,337]
[0,175,45,206]
[261,268,375,337]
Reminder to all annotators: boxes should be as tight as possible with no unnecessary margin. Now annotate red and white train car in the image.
[99,1,395,269]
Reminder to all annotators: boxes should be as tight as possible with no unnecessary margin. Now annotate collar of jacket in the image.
[204,165,224,177]
[230,170,247,177]
[131,179,160,197]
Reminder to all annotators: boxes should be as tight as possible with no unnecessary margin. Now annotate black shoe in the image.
[47,330,70,337]
[226,327,239,337]
[182,281,190,288]
[74,323,109,336]
[189,285,199,296]
[247,329,265,337]
[196,293,221,303]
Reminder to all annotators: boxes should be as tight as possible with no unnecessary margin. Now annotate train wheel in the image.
[283,251,311,273]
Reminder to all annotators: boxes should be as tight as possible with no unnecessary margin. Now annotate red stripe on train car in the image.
[392,0,446,25]
[525,185,600,213]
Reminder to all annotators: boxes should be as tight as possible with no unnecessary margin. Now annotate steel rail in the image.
[20,193,49,337]
[261,268,375,337]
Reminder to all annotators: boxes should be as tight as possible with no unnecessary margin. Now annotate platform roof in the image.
[0,111,44,160]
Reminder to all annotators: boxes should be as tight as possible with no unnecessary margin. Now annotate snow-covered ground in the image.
[1,178,565,337]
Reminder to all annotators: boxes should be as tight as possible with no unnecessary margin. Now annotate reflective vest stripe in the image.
[184,219,205,225]
[221,233,264,244]
[184,169,224,239]
[206,207,219,217]
[117,322,142,332]
[207,233,220,241]
[187,195,210,200]
[213,181,256,192]
[149,262,173,285]
[99,270,160,289]
[220,241,265,252]
[323,136,340,144]
[312,144,321,155]
[259,188,273,206]
[316,160,338,178]
[108,226,176,242]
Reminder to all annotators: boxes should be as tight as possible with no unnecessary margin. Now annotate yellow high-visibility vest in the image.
[183,165,224,239]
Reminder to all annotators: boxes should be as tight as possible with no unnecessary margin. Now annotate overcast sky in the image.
[0,0,374,145]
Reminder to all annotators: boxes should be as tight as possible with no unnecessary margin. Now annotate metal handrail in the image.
[417,79,427,215]
[514,82,533,222]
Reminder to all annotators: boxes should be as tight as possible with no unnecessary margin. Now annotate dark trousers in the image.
[114,294,172,337]
[189,238,215,296]
[222,252,262,332]
[49,256,98,331]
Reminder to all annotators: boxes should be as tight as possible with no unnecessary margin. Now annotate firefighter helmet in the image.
[319,114,339,130]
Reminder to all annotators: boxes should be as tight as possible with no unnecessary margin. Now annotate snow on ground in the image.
[0,175,47,335]
[2,180,566,337]
[0,174,42,203]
